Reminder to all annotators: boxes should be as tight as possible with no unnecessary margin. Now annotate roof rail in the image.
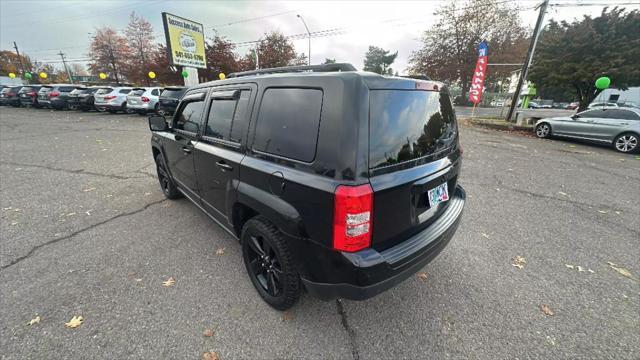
[227,63,357,78]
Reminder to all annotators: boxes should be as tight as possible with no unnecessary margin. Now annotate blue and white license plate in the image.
[427,182,449,207]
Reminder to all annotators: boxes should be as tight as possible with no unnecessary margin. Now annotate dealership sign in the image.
[469,41,488,104]
[162,12,207,69]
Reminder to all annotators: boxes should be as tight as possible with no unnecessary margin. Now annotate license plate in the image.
[427,182,449,207]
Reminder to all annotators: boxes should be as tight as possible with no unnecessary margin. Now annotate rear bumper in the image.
[301,185,465,301]
[127,102,152,110]
[95,103,122,110]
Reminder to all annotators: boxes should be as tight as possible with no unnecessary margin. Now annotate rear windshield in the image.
[130,89,145,96]
[96,88,113,95]
[58,86,78,92]
[161,88,186,98]
[119,89,132,94]
[369,90,457,170]
[39,86,53,93]
[19,87,34,92]
[70,88,89,94]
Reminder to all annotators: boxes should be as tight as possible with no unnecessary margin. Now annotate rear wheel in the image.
[155,154,181,199]
[241,217,301,310]
[613,133,639,154]
[535,122,552,139]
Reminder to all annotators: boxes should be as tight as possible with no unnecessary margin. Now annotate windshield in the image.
[369,90,457,170]
[161,88,186,98]
[130,89,145,96]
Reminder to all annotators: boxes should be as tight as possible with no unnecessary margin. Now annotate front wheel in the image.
[535,123,552,139]
[155,154,181,199]
[613,133,639,154]
[241,217,301,310]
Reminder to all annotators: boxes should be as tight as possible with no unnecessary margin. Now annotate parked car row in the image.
[0,84,187,115]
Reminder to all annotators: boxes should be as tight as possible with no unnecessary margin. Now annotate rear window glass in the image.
[119,89,132,94]
[130,89,145,96]
[38,87,53,93]
[19,87,33,92]
[253,88,323,162]
[58,86,77,92]
[70,88,88,94]
[369,90,457,170]
[96,88,113,95]
[161,88,186,98]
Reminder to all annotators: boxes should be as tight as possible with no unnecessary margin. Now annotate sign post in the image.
[469,41,488,109]
[161,12,207,86]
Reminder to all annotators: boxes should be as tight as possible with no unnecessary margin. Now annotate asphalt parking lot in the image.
[1,107,638,359]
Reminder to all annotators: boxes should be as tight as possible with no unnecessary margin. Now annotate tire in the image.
[154,103,160,114]
[155,154,181,199]
[613,132,639,154]
[241,216,301,310]
[535,122,552,139]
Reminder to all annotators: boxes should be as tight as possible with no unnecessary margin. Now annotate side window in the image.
[119,89,131,94]
[610,109,640,120]
[174,100,204,133]
[205,90,251,143]
[579,110,600,118]
[253,88,323,162]
[152,89,160,96]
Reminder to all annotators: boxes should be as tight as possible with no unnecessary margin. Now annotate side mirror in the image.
[148,114,168,131]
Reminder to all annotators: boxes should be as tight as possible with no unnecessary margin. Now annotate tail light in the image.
[27,92,37,97]
[104,95,117,101]
[141,96,150,102]
[333,184,373,252]
[7,92,15,97]
[48,91,60,97]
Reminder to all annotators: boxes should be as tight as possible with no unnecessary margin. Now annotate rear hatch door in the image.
[368,88,460,252]
[127,88,145,105]
[38,86,53,101]
[94,88,113,104]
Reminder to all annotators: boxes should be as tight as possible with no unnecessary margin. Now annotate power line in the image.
[211,9,300,28]
[549,2,640,6]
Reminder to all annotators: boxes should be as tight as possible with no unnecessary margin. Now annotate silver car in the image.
[535,108,640,153]
[94,87,133,113]
[126,87,162,115]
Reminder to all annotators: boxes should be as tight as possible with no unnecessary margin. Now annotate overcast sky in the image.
[1,0,634,74]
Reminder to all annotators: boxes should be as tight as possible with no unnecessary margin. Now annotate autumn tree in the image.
[148,44,182,85]
[409,0,529,102]
[0,50,33,76]
[529,7,640,111]
[363,46,397,74]
[323,58,336,64]
[88,26,130,84]
[251,31,303,69]
[70,63,88,77]
[204,35,239,80]
[124,12,156,85]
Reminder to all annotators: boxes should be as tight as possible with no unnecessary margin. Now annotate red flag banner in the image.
[469,42,488,104]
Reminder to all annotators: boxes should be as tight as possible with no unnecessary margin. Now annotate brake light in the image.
[141,96,150,102]
[104,95,117,100]
[27,92,37,96]
[48,91,60,97]
[333,184,373,252]
[7,92,15,97]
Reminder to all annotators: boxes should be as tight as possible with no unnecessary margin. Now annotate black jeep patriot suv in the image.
[148,63,465,310]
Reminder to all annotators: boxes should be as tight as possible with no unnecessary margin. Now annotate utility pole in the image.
[505,0,549,122]
[57,51,74,84]
[254,46,260,70]
[297,14,311,65]
[13,42,27,82]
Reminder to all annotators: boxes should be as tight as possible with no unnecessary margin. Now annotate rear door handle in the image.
[181,147,192,154]
[216,161,233,171]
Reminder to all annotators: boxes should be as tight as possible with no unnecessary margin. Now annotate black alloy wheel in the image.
[242,217,300,310]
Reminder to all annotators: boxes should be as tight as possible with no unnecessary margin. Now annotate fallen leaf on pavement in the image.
[202,351,219,360]
[282,310,294,321]
[10,221,19,226]
[569,145,576,148]
[27,315,41,326]
[65,315,84,328]
[597,210,608,214]
[481,233,490,239]
[417,272,429,281]
[66,212,76,217]
[565,264,574,269]
[512,256,526,269]
[162,202,172,208]
[83,187,96,192]
[144,192,152,196]
[558,191,568,196]
[215,247,225,255]
[162,277,176,287]
[614,211,621,215]
[577,266,585,272]
[540,304,554,316]
[203,329,214,337]
[607,262,635,280]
